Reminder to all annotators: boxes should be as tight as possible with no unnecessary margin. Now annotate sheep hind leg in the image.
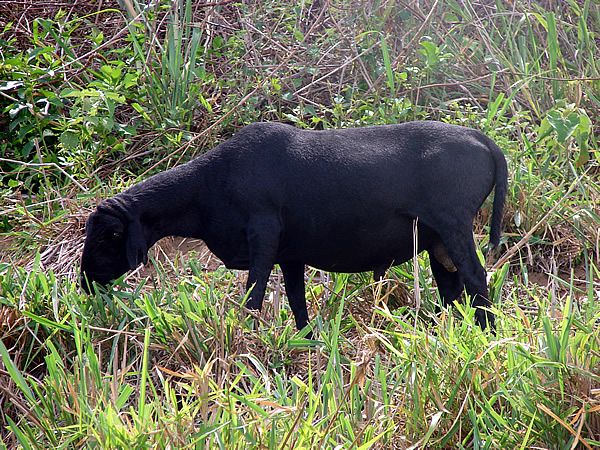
[436,226,495,331]
[373,265,388,281]
[429,250,464,309]
[245,215,280,313]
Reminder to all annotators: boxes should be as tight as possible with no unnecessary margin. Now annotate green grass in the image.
[0,258,598,448]
[1,0,599,448]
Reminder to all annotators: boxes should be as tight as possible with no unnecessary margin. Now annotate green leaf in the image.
[0,340,36,404]
[545,12,561,97]
[197,93,213,113]
[100,64,122,83]
[104,91,126,103]
[59,130,80,150]
[21,310,71,332]
[546,110,580,143]
[123,72,138,89]
[293,28,304,42]
[116,384,134,410]
[131,102,152,122]
[419,40,440,68]
[6,417,33,450]
[381,35,395,95]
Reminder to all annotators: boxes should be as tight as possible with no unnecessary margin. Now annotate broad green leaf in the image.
[546,110,580,143]
[59,130,80,150]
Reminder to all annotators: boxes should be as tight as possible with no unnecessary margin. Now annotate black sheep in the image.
[81,121,508,331]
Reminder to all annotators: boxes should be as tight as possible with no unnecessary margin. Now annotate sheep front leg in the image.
[245,215,280,313]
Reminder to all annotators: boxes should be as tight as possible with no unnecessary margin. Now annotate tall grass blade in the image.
[380,34,395,96]
[545,12,560,98]
[0,340,37,408]
[137,325,151,423]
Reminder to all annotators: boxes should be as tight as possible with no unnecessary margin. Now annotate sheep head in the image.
[80,198,147,293]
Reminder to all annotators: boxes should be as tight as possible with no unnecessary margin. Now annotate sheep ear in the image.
[126,218,148,268]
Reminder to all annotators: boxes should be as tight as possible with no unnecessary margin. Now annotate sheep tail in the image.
[486,137,508,249]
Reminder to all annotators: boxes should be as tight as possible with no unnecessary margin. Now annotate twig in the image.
[139,5,334,177]
[0,382,45,430]
[491,172,587,272]
[399,70,508,95]
[222,293,271,328]
[279,393,309,449]
[412,218,420,329]
[293,42,379,96]
[88,325,143,337]
[513,73,600,82]
[193,0,237,7]
[0,158,88,191]
[0,198,61,217]
[537,403,592,450]
[368,0,440,94]
[57,10,141,71]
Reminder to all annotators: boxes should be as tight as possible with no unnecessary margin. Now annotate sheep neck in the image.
[123,160,209,247]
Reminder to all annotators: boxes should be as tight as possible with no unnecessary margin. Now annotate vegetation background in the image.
[0,0,598,448]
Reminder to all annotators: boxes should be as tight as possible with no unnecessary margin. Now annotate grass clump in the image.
[0,261,599,448]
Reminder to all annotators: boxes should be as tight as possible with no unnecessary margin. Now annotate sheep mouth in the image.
[80,272,115,293]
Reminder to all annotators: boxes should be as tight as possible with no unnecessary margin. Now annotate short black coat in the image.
[81,121,508,331]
